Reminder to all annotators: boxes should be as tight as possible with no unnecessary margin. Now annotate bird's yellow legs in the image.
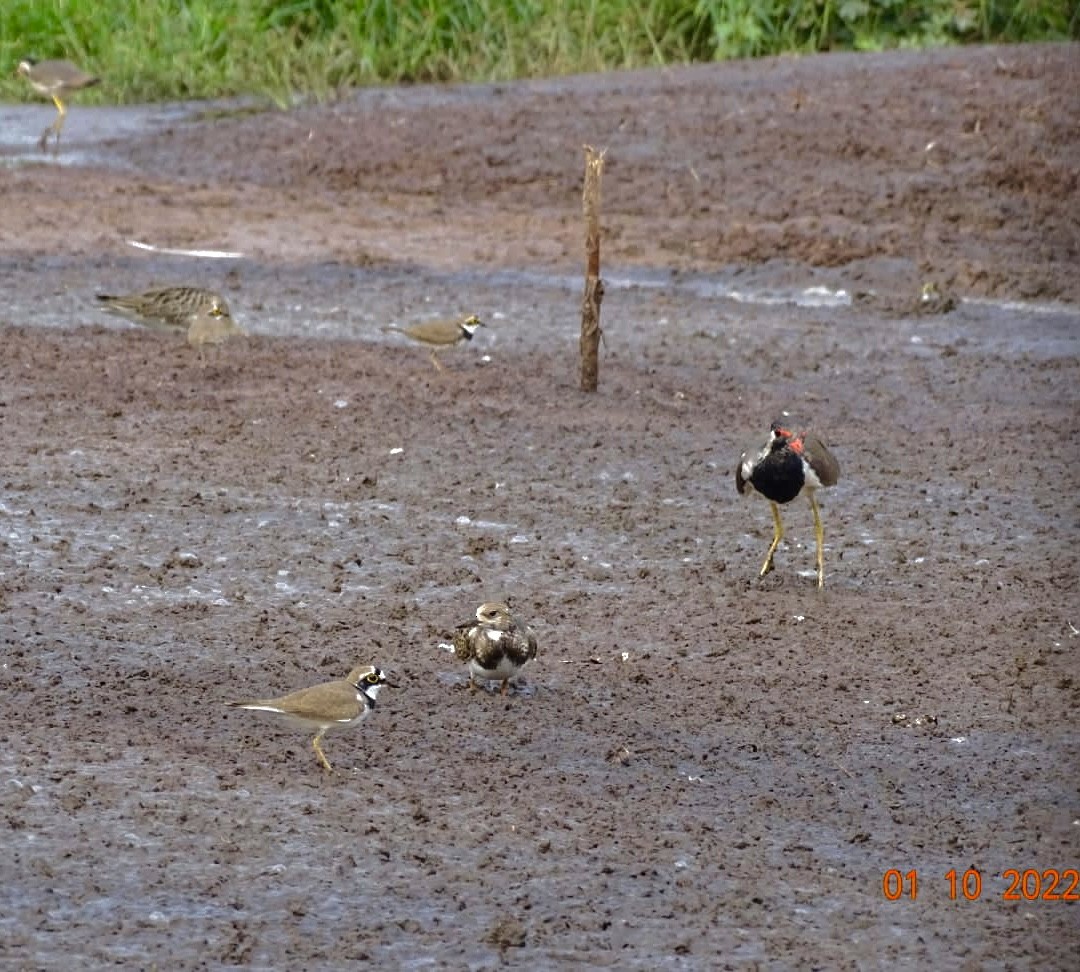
[809,492,826,589]
[428,350,445,372]
[760,501,784,578]
[40,95,67,152]
[761,495,827,588]
[312,729,334,772]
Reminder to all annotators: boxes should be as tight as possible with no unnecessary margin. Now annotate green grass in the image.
[1,0,1075,104]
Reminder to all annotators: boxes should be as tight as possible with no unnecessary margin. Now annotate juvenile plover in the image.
[452,602,537,695]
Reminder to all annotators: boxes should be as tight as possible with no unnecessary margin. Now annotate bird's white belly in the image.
[469,656,519,681]
[802,462,824,491]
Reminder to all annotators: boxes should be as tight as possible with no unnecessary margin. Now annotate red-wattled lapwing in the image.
[736,415,840,588]
[16,59,100,153]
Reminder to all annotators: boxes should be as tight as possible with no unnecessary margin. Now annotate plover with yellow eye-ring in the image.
[383,314,484,371]
[226,665,392,773]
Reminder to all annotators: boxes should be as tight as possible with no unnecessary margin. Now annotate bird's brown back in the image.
[22,59,99,92]
[397,319,467,347]
[228,680,363,723]
[802,434,840,487]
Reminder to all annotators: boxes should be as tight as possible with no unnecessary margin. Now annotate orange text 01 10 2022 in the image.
[881,867,1079,902]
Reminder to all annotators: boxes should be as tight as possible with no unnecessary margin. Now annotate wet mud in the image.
[1,43,1078,968]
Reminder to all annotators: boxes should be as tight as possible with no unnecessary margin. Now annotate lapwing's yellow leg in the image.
[429,350,445,372]
[52,96,67,137]
[761,501,784,577]
[40,95,67,152]
[809,492,826,588]
[500,679,509,696]
[312,730,334,772]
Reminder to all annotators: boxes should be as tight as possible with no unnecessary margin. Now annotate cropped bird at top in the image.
[226,665,391,773]
[736,415,840,588]
[452,601,538,695]
[16,58,100,153]
[96,286,233,331]
[383,314,484,371]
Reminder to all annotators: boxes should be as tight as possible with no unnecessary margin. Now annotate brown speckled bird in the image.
[736,415,840,588]
[17,58,100,153]
[96,286,232,331]
[452,602,538,695]
[226,665,391,773]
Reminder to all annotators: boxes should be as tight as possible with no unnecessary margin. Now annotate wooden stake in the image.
[580,145,606,392]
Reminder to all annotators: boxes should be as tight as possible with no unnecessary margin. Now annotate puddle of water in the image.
[0,101,252,163]
[8,253,1079,366]
[4,98,1077,336]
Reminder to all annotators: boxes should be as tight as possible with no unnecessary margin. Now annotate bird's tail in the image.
[225,700,275,710]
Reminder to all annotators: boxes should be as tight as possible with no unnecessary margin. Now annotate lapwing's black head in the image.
[769,413,806,446]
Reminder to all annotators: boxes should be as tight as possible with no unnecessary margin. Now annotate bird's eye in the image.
[364,672,381,685]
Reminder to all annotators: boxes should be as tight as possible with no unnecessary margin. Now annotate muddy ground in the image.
[1,43,1078,969]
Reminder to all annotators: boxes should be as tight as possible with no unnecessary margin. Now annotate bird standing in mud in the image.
[17,58,100,153]
[96,286,246,362]
[453,602,538,695]
[96,286,233,331]
[736,415,840,588]
[186,304,247,365]
[383,314,484,371]
[226,665,392,773]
